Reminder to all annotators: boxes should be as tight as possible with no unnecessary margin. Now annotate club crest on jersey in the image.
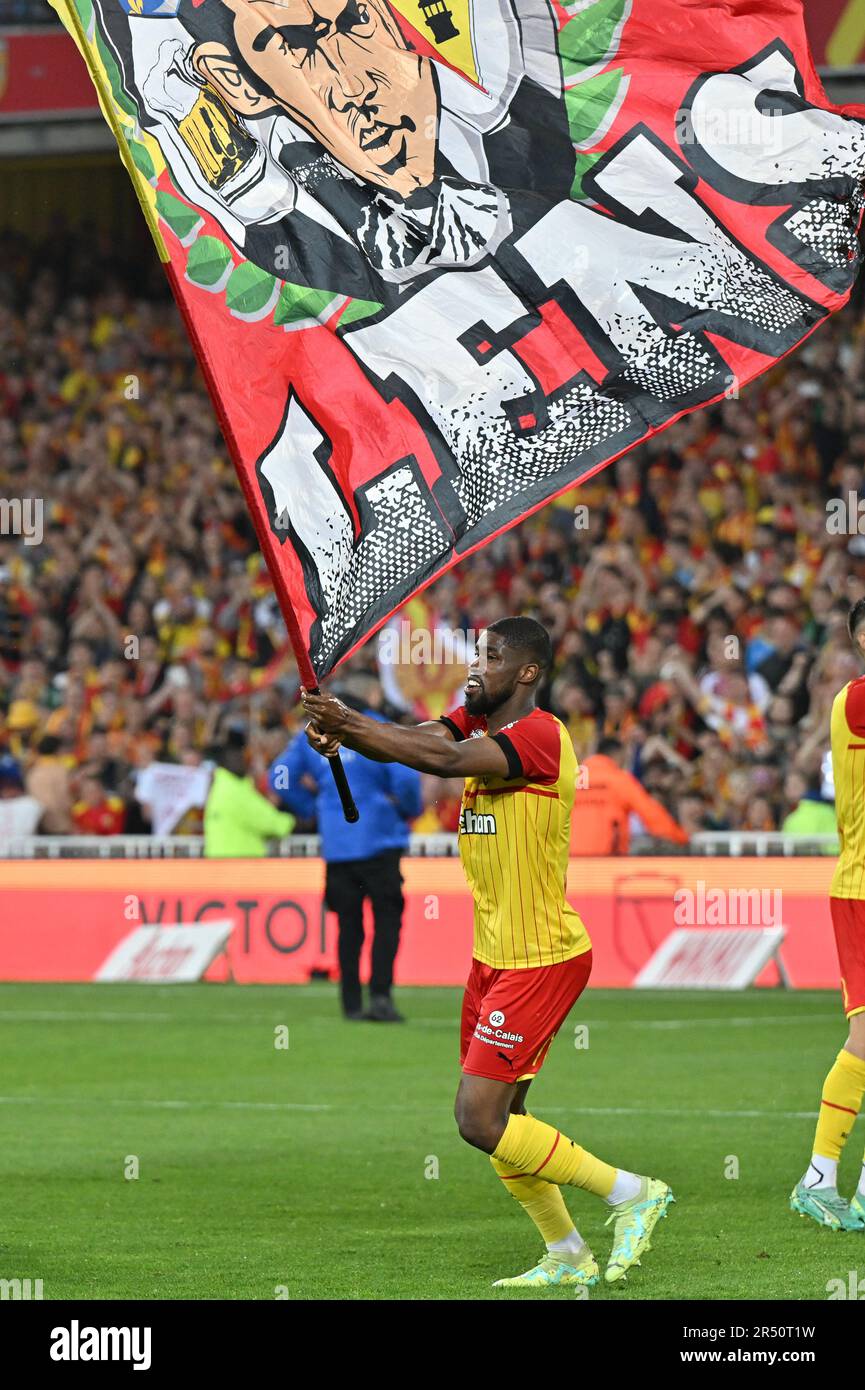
[459,807,496,835]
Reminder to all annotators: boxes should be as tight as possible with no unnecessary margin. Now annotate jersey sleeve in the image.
[438,706,485,741]
[492,712,561,784]
[845,678,865,737]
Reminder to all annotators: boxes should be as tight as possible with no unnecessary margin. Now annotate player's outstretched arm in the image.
[303,714,450,764]
[302,691,509,779]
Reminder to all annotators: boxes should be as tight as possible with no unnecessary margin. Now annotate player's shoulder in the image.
[494,709,569,785]
[499,707,564,739]
[835,676,864,713]
[838,674,865,728]
[439,706,486,741]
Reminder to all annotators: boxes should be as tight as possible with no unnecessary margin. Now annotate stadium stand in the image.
[1,222,863,844]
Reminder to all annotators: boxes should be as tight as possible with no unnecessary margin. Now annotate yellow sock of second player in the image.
[813,1048,865,1162]
[492,1112,617,1197]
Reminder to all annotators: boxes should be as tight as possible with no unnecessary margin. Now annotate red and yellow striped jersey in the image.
[830,676,865,899]
[440,705,592,969]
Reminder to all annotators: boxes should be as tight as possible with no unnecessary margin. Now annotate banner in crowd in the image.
[377,596,468,718]
[134,760,213,836]
[50,0,865,678]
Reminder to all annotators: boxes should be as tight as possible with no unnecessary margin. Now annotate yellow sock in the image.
[813,1048,865,1161]
[491,1113,617,1198]
[490,1154,576,1245]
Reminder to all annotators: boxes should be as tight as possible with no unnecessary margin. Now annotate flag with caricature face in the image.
[52,0,865,680]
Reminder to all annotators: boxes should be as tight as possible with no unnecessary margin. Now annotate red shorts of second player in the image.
[830,898,865,1018]
[460,950,593,1083]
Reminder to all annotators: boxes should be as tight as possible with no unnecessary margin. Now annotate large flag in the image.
[51,0,865,683]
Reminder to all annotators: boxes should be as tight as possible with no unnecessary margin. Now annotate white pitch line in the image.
[591,1014,841,1030]
[0,1095,331,1112]
[0,1094,848,1122]
[0,1009,842,1029]
[381,1014,841,1031]
[538,1105,830,1121]
[0,1009,176,1023]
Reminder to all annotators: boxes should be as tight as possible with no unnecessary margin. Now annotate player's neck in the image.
[486,696,537,737]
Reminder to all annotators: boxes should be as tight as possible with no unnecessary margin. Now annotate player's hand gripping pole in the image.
[306,683,359,823]
[274,616,358,822]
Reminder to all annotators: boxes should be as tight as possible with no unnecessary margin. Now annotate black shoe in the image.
[363,995,405,1023]
[342,1009,366,1021]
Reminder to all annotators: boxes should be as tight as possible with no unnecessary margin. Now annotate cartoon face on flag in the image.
[53,0,865,680]
[92,0,576,293]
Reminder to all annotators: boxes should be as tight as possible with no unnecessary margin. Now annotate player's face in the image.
[464,632,527,716]
[198,0,437,198]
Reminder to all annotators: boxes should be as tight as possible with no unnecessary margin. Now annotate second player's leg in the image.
[851,1015,865,1221]
[792,902,865,1230]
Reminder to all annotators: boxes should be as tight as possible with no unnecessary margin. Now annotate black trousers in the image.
[325,849,405,1014]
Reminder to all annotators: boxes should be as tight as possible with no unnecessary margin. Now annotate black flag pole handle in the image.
[308,684,359,823]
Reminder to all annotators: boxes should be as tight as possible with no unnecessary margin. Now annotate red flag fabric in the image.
[51,0,865,681]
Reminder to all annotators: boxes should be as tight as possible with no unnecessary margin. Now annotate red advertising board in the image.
[0,29,100,119]
[0,857,843,997]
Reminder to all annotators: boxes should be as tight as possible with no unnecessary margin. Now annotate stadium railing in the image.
[0,832,840,858]
[0,833,460,858]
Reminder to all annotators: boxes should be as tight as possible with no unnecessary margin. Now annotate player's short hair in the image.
[848,598,865,642]
[487,617,553,677]
[598,736,623,757]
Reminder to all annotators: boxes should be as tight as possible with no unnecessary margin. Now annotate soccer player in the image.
[790,599,865,1232]
[303,617,673,1288]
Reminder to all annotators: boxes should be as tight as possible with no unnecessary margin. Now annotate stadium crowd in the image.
[0,222,862,845]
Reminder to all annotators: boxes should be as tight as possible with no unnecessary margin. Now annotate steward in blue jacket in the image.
[269,710,422,1022]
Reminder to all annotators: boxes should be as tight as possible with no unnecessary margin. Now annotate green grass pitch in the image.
[1,982,861,1300]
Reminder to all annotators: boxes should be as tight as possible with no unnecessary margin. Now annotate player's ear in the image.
[192,44,273,117]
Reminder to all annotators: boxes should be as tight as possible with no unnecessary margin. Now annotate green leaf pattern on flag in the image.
[225,262,281,322]
[558,0,630,199]
[155,189,203,246]
[571,149,604,196]
[274,284,342,327]
[160,193,376,329]
[185,236,233,292]
[565,67,624,146]
[559,0,628,77]
[129,140,157,187]
[94,25,137,120]
[338,298,384,328]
